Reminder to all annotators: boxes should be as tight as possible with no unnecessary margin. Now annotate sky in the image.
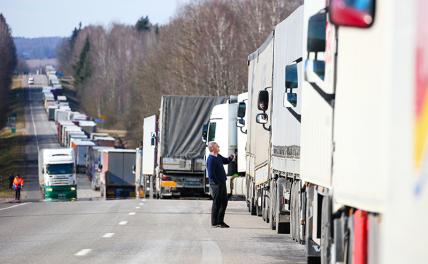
[0,0,188,37]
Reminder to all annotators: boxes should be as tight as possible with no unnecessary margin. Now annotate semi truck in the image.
[99,149,136,199]
[249,6,305,233]
[38,148,77,200]
[144,96,226,198]
[240,1,428,263]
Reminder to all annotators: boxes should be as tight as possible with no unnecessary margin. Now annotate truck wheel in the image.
[321,195,332,264]
[270,181,276,230]
[276,179,290,234]
[256,190,262,217]
[251,198,257,215]
[290,182,296,240]
[264,192,270,224]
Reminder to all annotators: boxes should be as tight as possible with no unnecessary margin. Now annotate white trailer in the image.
[71,140,95,173]
[245,30,274,217]
[142,115,157,198]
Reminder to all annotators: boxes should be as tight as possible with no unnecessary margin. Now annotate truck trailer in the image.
[99,149,136,199]
[145,96,226,198]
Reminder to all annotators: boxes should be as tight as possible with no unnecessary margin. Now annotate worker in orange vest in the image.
[13,174,24,201]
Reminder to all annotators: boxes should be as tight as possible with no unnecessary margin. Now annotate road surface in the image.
[0,75,306,263]
[0,199,306,264]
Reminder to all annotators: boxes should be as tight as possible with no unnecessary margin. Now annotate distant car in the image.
[28,77,34,85]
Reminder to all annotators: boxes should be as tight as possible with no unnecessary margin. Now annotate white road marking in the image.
[102,233,115,238]
[129,212,136,216]
[119,221,128,225]
[0,202,30,211]
[136,206,140,209]
[139,203,144,206]
[28,89,40,152]
[75,249,92,256]
[201,241,223,263]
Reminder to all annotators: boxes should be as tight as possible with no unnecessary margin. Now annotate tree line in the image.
[0,14,17,128]
[58,0,302,146]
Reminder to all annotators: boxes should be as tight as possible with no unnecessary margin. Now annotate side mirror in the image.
[307,11,326,53]
[237,118,245,127]
[42,168,45,174]
[305,59,325,83]
[237,102,246,118]
[258,91,269,111]
[329,0,375,28]
[285,64,298,89]
[256,113,268,125]
[201,124,208,142]
[132,165,136,174]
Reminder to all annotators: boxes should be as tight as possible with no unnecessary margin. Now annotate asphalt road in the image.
[0,75,306,263]
[0,199,306,264]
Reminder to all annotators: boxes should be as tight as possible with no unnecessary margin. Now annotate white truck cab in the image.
[38,148,77,200]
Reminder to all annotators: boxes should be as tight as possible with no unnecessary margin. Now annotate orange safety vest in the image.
[13,177,24,187]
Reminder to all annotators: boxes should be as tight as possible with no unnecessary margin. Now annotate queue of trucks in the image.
[191,1,426,263]
[34,0,428,262]
[136,0,427,263]
[38,65,136,200]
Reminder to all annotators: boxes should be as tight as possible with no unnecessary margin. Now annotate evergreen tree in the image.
[135,16,151,32]
[73,37,91,86]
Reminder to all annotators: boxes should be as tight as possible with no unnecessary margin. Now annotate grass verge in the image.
[0,81,26,199]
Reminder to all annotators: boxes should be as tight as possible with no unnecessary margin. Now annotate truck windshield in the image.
[208,122,216,142]
[47,163,73,174]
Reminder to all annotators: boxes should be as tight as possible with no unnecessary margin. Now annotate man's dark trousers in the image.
[15,187,21,200]
[210,181,228,226]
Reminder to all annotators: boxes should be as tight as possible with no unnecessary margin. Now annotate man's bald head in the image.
[208,141,219,154]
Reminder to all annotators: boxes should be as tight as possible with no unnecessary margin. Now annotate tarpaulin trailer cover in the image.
[160,96,227,159]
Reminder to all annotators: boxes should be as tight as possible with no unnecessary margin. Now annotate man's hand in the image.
[229,154,235,161]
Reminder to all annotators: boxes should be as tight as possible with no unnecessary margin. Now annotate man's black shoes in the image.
[211,222,230,228]
[219,222,230,228]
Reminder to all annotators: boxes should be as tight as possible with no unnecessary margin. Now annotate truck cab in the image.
[38,148,77,200]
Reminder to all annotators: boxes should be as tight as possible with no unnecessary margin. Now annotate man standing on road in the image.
[13,174,24,201]
[206,141,234,228]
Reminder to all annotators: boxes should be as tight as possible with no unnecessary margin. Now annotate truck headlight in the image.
[71,187,76,191]
[46,188,53,192]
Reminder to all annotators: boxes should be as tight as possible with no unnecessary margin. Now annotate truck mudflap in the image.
[105,186,135,199]
[44,185,77,200]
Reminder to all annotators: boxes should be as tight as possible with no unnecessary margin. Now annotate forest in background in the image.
[58,0,302,146]
[0,14,17,128]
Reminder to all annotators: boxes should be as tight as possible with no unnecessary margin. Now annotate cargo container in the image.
[99,149,136,199]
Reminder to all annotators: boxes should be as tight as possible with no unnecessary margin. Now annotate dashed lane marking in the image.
[119,221,128,225]
[75,249,92,256]
[129,212,136,216]
[102,233,115,238]
[0,202,30,211]
[136,206,140,209]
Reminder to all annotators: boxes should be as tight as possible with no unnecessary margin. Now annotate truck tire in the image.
[290,182,296,240]
[264,192,270,224]
[321,195,332,264]
[251,198,257,215]
[276,179,290,234]
[270,180,277,230]
[256,189,262,217]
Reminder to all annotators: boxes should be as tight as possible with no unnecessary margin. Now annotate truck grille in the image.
[51,175,71,185]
